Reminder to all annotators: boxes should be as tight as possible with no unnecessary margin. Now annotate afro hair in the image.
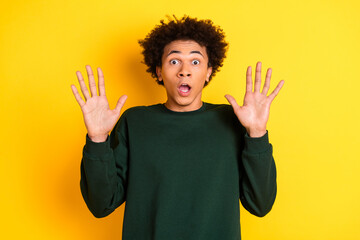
[138,15,228,87]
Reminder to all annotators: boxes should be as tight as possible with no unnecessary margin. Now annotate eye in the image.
[170,59,179,65]
[192,60,200,65]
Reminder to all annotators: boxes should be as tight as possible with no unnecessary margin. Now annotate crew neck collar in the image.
[160,102,207,114]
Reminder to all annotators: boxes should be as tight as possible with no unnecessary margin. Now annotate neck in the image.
[164,100,203,112]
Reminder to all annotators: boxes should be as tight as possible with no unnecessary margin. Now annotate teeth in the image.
[179,84,190,93]
[180,88,189,93]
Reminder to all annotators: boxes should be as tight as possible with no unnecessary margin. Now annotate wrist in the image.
[246,128,267,138]
[88,134,108,143]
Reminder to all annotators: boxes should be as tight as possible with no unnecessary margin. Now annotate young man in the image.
[71,16,284,240]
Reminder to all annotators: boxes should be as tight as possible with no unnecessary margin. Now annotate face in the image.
[156,40,212,112]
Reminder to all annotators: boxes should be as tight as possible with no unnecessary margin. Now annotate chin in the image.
[175,96,195,105]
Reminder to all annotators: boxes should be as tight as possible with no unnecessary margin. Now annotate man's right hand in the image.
[71,65,127,142]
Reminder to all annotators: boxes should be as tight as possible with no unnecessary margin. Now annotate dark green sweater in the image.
[80,102,277,240]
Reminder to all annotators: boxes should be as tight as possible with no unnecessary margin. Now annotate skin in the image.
[71,66,127,142]
[156,40,212,112]
[225,62,284,137]
[71,40,284,141]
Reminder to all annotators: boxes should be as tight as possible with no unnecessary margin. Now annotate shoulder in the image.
[204,102,244,128]
[204,102,233,111]
[114,104,163,133]
[120,104,163,119]
[204,102,235,116]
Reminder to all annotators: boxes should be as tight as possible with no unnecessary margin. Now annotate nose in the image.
[177,63,191,78]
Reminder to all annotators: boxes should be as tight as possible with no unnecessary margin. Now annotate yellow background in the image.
[1,0,359,239]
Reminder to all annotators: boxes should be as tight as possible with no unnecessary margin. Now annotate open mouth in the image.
[178,83,191,93]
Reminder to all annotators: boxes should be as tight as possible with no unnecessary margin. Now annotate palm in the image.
[236,91,270,131]
[225,62,284,137]
[81,95,118,137]
[71,65,127,142]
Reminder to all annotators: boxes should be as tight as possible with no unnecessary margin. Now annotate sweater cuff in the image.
[84,134,111,157]
[244,130,270,153]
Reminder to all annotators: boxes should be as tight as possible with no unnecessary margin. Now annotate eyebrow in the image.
[166,50,204,57]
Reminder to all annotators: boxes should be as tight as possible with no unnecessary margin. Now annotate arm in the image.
[239,131,277,217]
[71,65,128,217]
[225,61,283,216]
[80,119,129,218]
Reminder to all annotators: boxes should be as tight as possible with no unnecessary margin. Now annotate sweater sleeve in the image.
[80,115,129,218]
[239,130,277,217]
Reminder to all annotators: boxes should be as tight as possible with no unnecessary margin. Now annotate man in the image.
[71,15,284,240]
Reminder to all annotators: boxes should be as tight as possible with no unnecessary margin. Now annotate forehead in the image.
[163,40,207,57]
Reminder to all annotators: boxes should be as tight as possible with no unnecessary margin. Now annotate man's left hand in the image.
[225,61,284,138]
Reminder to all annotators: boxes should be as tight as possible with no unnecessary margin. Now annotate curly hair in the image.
[138,15,228,87]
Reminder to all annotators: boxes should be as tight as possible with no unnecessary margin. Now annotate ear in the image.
[205,67,213,83]
[156,66,162,81]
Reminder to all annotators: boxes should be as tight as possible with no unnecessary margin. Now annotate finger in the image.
[268,80,285,102]
[254,61,262,92]
[224,94,240,114]
[71,84,85,107]
[114,95,128,114]
[76,71,91,100]
[245,66,253,92]
[86,65,98,97]
[97,67,106,96]
[262,68,272,95]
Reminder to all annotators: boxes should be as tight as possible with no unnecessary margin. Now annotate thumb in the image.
[225,94,240,111]
[114,95,128,114]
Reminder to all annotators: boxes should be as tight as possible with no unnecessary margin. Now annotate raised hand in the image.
[225,62,284,138]
[71,65,127,142]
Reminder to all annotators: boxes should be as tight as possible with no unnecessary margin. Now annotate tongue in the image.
[179,85,190,92]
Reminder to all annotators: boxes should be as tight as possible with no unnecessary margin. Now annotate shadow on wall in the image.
[60,148,125,239]
[102,32,166,108]
[125,51,166,105]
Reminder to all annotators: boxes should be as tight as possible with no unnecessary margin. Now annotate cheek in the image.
[162,67,179,81]
[162,70,178,89]
[194,69,209,81]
